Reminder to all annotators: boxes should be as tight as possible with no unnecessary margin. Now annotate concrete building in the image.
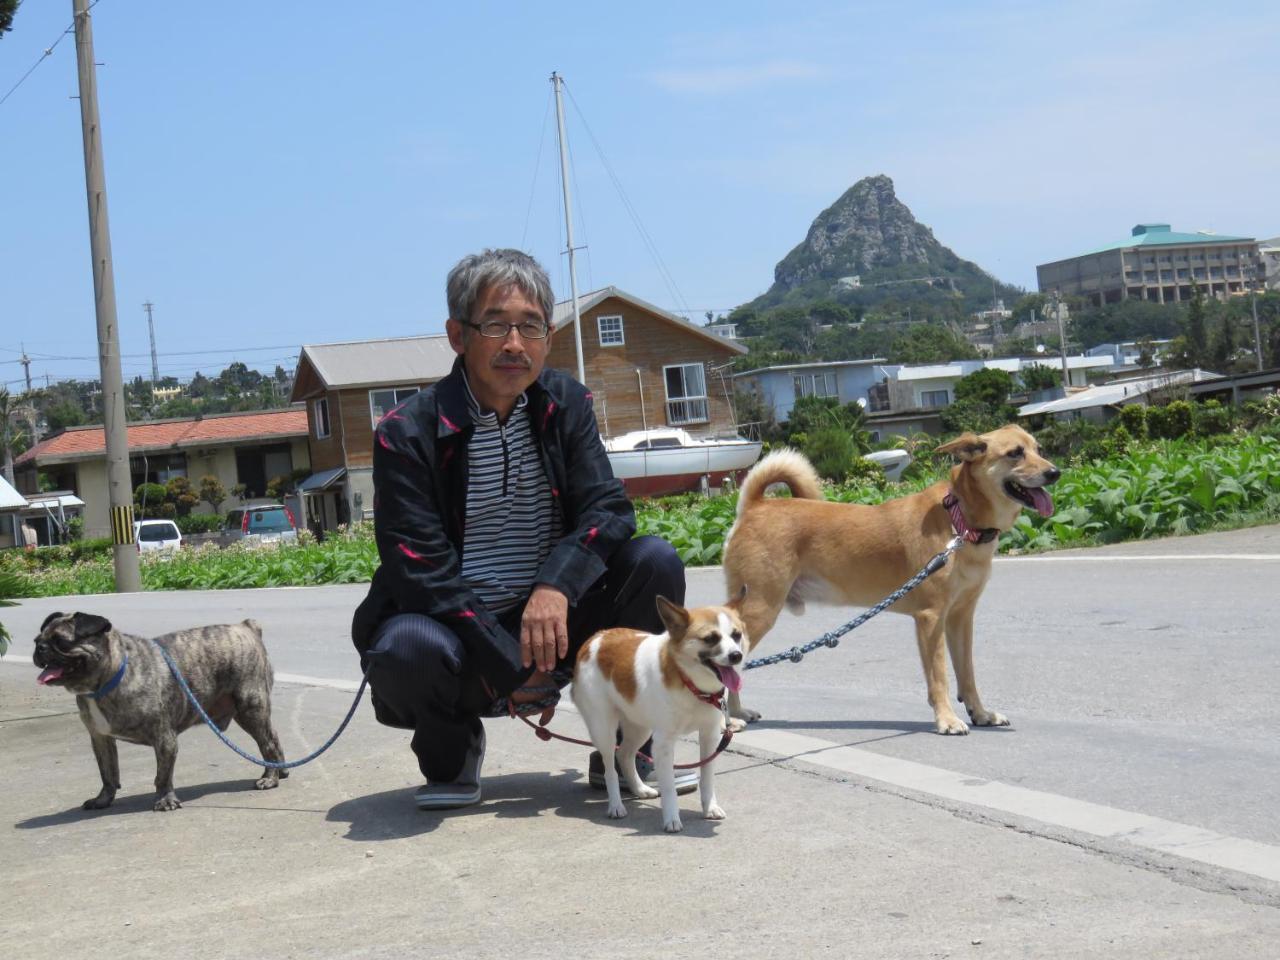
[13,409,310,541]
[1037,224,1261,306]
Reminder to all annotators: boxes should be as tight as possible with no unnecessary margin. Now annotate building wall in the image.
[548,297,740,438]
[59,438,311,539]
[1039,243,1260,306]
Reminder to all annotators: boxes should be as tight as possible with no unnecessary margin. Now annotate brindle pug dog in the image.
[32,612,287,812]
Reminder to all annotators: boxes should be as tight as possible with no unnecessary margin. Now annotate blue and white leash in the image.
[743,535,964,671]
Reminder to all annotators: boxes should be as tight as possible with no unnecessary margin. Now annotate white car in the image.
[134,519,182,554]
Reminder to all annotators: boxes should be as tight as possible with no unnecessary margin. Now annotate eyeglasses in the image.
[465,319,550,340]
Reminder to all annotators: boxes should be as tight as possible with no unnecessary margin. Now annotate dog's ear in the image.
[725,584,747,610]
[654,595,691,637]
[71,613,113,639]
[936,433,988,462]
[40,612,66,632]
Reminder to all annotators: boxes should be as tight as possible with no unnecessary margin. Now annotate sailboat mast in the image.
[551,71,587,385]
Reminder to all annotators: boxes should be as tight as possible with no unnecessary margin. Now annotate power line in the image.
[0,0,100,108]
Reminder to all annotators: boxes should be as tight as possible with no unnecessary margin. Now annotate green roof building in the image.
[1037,224,1261,306]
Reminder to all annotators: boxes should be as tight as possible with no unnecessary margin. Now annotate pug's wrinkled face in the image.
[32,612,114,690]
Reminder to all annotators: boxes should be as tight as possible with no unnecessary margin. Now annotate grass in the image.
[5,433,1280,597]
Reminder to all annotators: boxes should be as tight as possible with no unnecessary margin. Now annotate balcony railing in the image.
[667,397,709,425]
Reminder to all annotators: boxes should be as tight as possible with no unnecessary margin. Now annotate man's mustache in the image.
[492,355,532,369]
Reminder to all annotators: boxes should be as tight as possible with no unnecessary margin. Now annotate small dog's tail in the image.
[735,448,823,517]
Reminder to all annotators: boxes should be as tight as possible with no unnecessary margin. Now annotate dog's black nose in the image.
[1044,467,1061,484]
[728,650,743,665]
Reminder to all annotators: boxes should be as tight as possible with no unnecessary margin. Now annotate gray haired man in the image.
[352,248,689,809]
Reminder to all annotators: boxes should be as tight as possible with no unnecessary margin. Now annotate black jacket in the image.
[351,357,636,693]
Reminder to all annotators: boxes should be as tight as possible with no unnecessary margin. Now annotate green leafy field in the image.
[4,434,1279,598]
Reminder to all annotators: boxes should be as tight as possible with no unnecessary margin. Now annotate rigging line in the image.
[0,0,101,108]
[562,81,690,317]
[520,86,554,251]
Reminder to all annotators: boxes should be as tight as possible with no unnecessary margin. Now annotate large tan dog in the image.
[722,424,1059,735]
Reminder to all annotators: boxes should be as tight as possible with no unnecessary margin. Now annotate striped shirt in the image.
[459,377,563,614]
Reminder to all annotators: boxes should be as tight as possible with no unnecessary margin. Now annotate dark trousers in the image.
[365,536,685,781]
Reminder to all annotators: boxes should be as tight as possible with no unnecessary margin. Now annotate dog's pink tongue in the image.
[37,666,64,685]
[1029,487,1055,517]
[715,665,742,693]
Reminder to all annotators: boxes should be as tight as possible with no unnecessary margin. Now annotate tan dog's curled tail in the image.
[735,448,823,517]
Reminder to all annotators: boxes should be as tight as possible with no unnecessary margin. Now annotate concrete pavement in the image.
[4,525,1280,957]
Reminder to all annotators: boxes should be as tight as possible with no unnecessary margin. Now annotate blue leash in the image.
[151,640,371,771]
[743,535,964,670]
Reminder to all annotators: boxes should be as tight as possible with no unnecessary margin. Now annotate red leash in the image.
[509,701,734,770]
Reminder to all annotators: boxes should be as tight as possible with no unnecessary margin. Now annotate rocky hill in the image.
[737,175,1021,318]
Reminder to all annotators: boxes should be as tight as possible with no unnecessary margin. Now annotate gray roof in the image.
[553,287,748,355]
[1018,369,1222,417]
[299,335,457,390]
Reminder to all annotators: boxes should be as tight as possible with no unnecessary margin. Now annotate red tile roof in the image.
[16,408,309,466]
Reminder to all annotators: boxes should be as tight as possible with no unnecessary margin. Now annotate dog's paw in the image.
[82,793,114,811]
[255,775,281,790]
[606,802,628,819]
[153,794,182,812]
[632,784,659,800]
[664,815,684,833]
[969,709,1010,727]
[703,804,727,821]
[935,715,970,736]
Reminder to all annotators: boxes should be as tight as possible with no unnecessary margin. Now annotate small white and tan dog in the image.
[572,592,747,832]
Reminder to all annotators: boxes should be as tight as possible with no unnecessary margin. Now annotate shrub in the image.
[1118,404,1148,440]
[199,475,227,513]
[166,476,198,516]
[176,513,223,534]
[803,427,860,481]
[134,482,170,518]
[1194,399,1231,437]
[66,516,85,542]
[1148,400,1193,440]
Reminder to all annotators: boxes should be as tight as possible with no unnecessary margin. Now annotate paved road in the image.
[3,525,1279,958]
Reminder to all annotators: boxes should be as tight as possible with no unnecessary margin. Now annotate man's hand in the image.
[521,584,569,672]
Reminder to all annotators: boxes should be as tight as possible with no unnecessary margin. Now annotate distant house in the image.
[1,475,28,549]
[288,286,749,533]
[12,409,310,541]
[732,359,890,424]
[289,335,458,532]
[1018,369,1223,424]
[548,287,748,439]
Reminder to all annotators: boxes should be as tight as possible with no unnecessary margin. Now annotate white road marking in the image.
[275,671,361,692]
[734,728,1280,884]
[997,554,1280,563]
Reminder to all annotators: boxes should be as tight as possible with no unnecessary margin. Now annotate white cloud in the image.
[648,60,824,95]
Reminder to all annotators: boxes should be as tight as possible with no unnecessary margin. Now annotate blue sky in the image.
[2,1,1277,387]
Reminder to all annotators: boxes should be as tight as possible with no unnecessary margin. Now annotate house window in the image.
[369,387,419,428]
[130,453,187,489]
[597,315,625,347]
[663,363,709,425]
[793,372,837,399]
[314,398,331,439]
[920,389,950,408]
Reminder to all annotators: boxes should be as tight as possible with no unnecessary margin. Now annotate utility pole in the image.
[1244,254,1264,372]
[1052,289,1070,391]
[19,346,32,393]
[73,0,140,591]
[143,301,159,383]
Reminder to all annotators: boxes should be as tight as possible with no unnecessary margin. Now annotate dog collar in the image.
[88,653,128,700]
[942,492,999,545]
[678,668,724,710]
